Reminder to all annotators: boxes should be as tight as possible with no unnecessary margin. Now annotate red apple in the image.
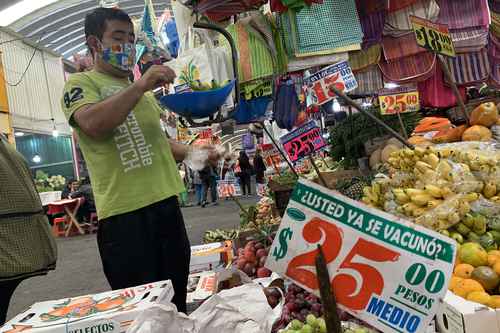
[256,248,268,258]
[257,267,272,278]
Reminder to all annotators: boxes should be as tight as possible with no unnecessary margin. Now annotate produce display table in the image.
[39,191,62,206]
[47,198,85,237]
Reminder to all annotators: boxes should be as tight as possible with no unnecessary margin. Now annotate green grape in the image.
[305,314,318,327]
[317,318,326,333]
[291,319,303,330]
[300,324,313,333]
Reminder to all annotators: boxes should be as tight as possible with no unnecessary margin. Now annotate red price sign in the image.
[379,88,420,115]
[217,180,241,198]
[266,179,456,333]
[280,121,327,163]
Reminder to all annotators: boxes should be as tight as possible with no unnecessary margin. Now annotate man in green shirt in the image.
[61,8,217,313]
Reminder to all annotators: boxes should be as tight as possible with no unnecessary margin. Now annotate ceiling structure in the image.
[4,0,170,59]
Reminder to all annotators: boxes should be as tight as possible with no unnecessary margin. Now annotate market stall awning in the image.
[1,0,171,59]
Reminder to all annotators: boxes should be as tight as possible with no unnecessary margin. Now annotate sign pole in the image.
[315,245,342,333]
[261,122,299,178]
[437,55,469,123]
[309,155,328,188]
[330,87,414,149]
[396,111,409,140]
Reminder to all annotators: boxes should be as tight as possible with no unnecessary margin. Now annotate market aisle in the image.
[6,195,258,321]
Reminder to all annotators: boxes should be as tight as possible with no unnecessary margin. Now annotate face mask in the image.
[99,42,136,72]
[139,57,165,75]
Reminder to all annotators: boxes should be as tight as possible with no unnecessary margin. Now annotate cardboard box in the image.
[0,281,173,333]
[190,241,234,274]
[436,291,500,333]
[186,271,217,313]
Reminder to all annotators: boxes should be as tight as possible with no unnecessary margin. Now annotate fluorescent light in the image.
[361,102,372,108]
[32,155,41,163]
[52,129,59,137]
[384,82,399,89]
[0,0,60,26]
[14,131,25,137]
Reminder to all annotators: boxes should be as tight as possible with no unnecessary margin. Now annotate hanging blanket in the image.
[349,45,381,72]
[289,0,363,57]
[352,65,384,95]
[356,0,385,15]
[357,8,386,48]
[436,0,489,29]
[197,0,268,22]
[382,32,423,61]
[451,27,489,53]
[387,0,419,12]
[443,49,490,86]
[489,33,500,86]
[418,62,466,108]
[490,0,500,14]
[287,53,348,72]
[379,51,436,84]
[384,0,440,37]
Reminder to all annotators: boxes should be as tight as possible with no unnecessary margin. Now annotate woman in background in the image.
[237,151,252,196]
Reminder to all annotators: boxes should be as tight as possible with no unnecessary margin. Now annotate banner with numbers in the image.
[265,179,456,333]
[217,179,242,198]
[410,15,455,57]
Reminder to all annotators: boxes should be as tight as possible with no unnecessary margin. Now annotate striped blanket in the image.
[443,48,490,85]
[384,0,440,37]
[382,32,423,61]
[379,51,436,84]
[437,0,489,29]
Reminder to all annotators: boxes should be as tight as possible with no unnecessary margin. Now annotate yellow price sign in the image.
[410,15,455,57]
[243,80,272,100]
[379,88,420,115]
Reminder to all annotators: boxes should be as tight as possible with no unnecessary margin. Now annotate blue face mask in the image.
[99,42,136,72]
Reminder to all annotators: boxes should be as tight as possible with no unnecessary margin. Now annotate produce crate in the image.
[233,224,279,250]
[268,179,296,217]
[312,169,362,190]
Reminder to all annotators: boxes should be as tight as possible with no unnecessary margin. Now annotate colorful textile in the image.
[357,7,386,48]
[492,11,500,38]
[384,0,440,37]
[418,62,466,108]
[443,48,490,85]
[349,44,381,71]
[379,51,436,84]
[382,32,423,61]
[352,65,384,95]
[355,0,385,14]
[436,0,489,29]
[287,53,348,72]
[387,0,419,12]
[490,0,500,13]
[489,33,500,85]
[197,0,268,22]
[451,27,489,53]
[289,0,363,56]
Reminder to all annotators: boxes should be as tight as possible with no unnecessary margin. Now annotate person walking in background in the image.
[200,165,218,207]
[0,134,57,324]
[253,148,266,194]
[192,170,203,206]
[237,151,252,196]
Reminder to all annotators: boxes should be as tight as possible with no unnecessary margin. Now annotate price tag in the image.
[176,123,191,143]
[217,179,242,198]
[303,60,358,106]
[410,15,455,57]
[378,87,420,115]
[280,121,327,163]
[265,179,456,333]
[244,80,272,100]
[260,143,284,170]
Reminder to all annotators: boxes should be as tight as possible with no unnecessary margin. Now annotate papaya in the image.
[462,125,493,142]
[414,117,451,134]
[432,125,468,143]
[470,102,498,127]
[408,135,431,146]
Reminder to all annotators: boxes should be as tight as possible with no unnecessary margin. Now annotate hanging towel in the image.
[418,62,466,108]
[382,32,423,61]
[287,53,349,72]
[384,0,440,37]
[387,0,420,12]
[379,51,436,84]
[436,0,489,30]
[357,7,386,48]
[443,48,490,86]
[351,65,384,95]
[289,0,363,56]
[349,45,381,72]
[451,27,489,53]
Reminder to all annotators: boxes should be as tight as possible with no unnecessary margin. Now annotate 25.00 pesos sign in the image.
[265,179,456,333]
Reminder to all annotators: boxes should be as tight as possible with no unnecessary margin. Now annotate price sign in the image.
[265,179,456,333]
[260,143,283,170]
[280,121,327,163]
[410,15,455,57]
[303,60,358,106]
[244,80,273,100]
[378,87,420,115]
[177,123,191,143]
[217,179,242,198]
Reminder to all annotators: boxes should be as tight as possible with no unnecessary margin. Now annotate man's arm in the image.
[169,139,189,162]
[73,65,176,139]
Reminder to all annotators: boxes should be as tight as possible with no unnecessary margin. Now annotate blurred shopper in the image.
[237,151,252,196]
[253,148,267,194]
[192,170,203,206]
[62,179,79,199]
[0,134,57,325]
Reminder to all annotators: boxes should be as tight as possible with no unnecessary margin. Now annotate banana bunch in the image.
[204,228,240,243]
[414,193,476,230]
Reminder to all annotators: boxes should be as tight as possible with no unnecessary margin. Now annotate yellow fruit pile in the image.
[362,143,500,231]
[450,242,500,308]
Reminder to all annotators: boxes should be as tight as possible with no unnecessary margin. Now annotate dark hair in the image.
[84,7,132,53]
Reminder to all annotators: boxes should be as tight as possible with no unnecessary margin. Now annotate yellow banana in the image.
[463,192,480,202]
[412,207,427,217]
[411,194,434,206]
[424,153,440,169]
[362,197,372,205]
[447,212,461,225]
[372,182,382,196]
[414,147,426,157]
[436,161,452,177]
[442,187,455,199]
[405,188,426,197]
[484,181,497,199]
[402,203,419,216]
[416,161,433,173]
[424,185,443,198]
[394,192,410,204]
[428,199,443,209]
[458,200,471,216]
[437,148,453,159]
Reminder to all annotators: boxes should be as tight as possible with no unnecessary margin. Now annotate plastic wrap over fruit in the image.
[415,194,472,230]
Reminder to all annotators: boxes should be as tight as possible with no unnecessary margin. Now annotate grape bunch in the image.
[282,314,326,333]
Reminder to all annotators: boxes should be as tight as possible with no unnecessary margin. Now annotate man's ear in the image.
[87,36,100,55]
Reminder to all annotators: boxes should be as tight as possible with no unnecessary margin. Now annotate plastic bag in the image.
[126,303,197,333]
[415,194,470,230]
